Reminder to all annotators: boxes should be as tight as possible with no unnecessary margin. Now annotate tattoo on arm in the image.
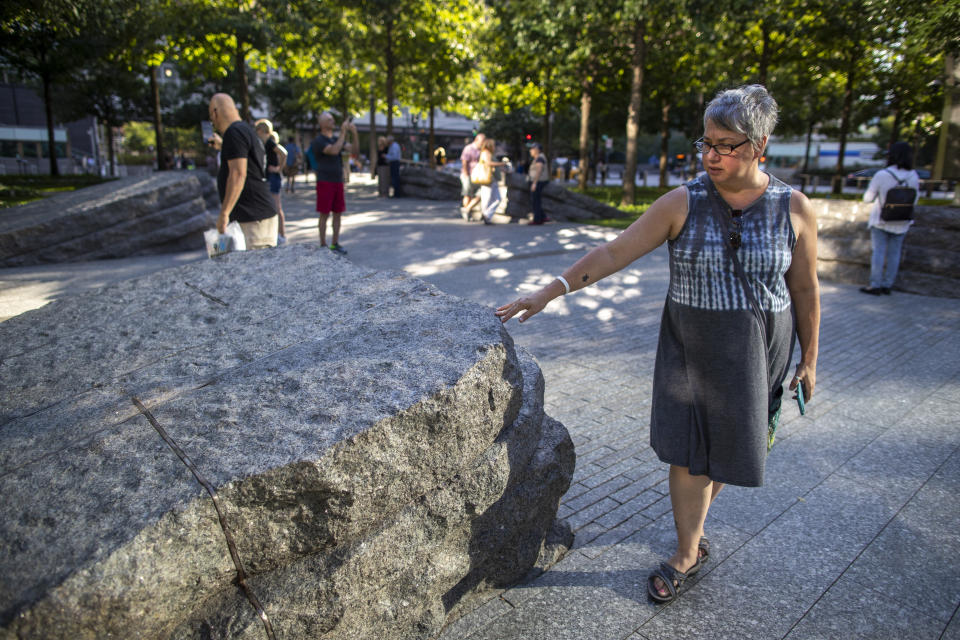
[582,274,589,283]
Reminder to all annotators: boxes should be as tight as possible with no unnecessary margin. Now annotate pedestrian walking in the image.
[496,85,821,604]
[460,133,485,218]
[859,141,920,296]
[478,138,505,225]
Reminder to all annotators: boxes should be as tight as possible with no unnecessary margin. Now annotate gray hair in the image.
[704,85,778,152]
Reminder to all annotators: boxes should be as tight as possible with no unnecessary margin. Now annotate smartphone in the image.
[795,379,806,415]
[201,120,214,143]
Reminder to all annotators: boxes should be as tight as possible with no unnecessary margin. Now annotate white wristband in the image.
[557,275,571,295]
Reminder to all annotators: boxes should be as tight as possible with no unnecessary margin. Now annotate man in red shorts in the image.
[310,111,358,253]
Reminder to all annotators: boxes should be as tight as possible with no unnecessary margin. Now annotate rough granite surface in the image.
[0,244,574,639]
[400,166,462,201]
[811,200,960,299]
[504,173,626,221]
[0,171,218,267]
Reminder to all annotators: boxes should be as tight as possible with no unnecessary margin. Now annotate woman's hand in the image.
[789,362,816,399]
[495,289,551,324]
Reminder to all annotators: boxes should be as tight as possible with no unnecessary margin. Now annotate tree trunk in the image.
[106,123,116,178]
[932,52,959,196]
[544,93,553,164]
[428,104,436,168]
[42,73,59,177]
[150,65,165,171]
[758,22,770,87]
[686,91,704,177]
[802,119,814,176]
[385,19,395,136]
[659,101,670,188]
[592,119,601,184]
[621,17,645,207]
[833,52,857,194]
[888,92,902,150]
[236,41,250,121]
[578,85,591,190]
[369,90,377,175]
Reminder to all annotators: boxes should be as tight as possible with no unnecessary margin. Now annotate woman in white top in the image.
[479,138,505,225]
[860,141,920,295]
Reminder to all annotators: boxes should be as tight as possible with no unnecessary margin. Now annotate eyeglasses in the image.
[729,209,743,250]
[695,138,751,156]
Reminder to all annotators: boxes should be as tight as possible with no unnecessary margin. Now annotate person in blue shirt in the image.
[282,136,301,193]
[385,135,404,197]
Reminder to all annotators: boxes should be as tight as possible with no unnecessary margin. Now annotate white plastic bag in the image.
[204,221,247,258]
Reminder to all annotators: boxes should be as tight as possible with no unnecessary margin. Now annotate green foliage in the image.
[1,0,952,181]
[121,121,208,156]
[0,175,112,209]
[570,184,673,227]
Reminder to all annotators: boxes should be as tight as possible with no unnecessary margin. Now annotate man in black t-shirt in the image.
[208,93,277,249]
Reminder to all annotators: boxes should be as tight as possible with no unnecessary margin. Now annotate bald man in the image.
[208,93,277,249]
[309,111,358,254]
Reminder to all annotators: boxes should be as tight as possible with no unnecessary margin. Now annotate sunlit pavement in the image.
[2,175,959,639]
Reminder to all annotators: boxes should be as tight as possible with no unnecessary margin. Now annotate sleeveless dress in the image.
[649,173,796,487]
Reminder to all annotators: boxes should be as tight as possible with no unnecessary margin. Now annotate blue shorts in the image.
[268,172,282,194]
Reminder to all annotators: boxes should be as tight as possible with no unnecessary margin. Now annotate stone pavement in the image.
[2,175,959,639]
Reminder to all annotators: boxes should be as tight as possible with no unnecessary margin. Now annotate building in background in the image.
[0,81,102,176]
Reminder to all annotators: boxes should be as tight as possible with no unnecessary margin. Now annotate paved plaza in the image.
[1,175,958,639]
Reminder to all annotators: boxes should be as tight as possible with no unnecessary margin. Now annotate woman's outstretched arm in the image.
[496,187,688,324]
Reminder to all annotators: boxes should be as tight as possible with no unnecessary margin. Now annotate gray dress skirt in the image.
[650,174,796,487]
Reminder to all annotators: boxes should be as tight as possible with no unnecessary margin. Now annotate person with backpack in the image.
[860,141,920,296]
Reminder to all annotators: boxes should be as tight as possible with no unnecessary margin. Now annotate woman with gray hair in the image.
[496,85,820,604]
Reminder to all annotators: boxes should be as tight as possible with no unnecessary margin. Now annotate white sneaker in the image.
[277,236,287,246]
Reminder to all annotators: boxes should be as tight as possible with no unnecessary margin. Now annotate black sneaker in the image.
[859,286,883,296]
[329,243,347,254]
[881,287,891,295]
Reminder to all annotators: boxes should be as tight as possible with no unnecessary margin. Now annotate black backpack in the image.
[879,169,916,221]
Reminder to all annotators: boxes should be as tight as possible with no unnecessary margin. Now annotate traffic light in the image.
[525,133,532,141]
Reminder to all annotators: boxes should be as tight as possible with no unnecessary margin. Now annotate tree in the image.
[57,59,144,176]
[556,0,624,190]
[173,0,279,121]
[907,0,960,185]
[620,3,647,206]
[0,0,98,176]
[800,0,897,193]
[356,0,441,137]
[482,0,582,163]
[397,0,483,165]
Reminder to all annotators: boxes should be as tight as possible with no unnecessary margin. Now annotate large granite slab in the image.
[0,244,574,639]
[811,198,960,298]
[0,171,219,267]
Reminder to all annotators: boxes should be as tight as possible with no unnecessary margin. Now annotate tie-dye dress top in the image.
[649,173,797,487]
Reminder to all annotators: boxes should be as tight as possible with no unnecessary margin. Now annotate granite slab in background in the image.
[0,244,574,639]
[0,171,218,267]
